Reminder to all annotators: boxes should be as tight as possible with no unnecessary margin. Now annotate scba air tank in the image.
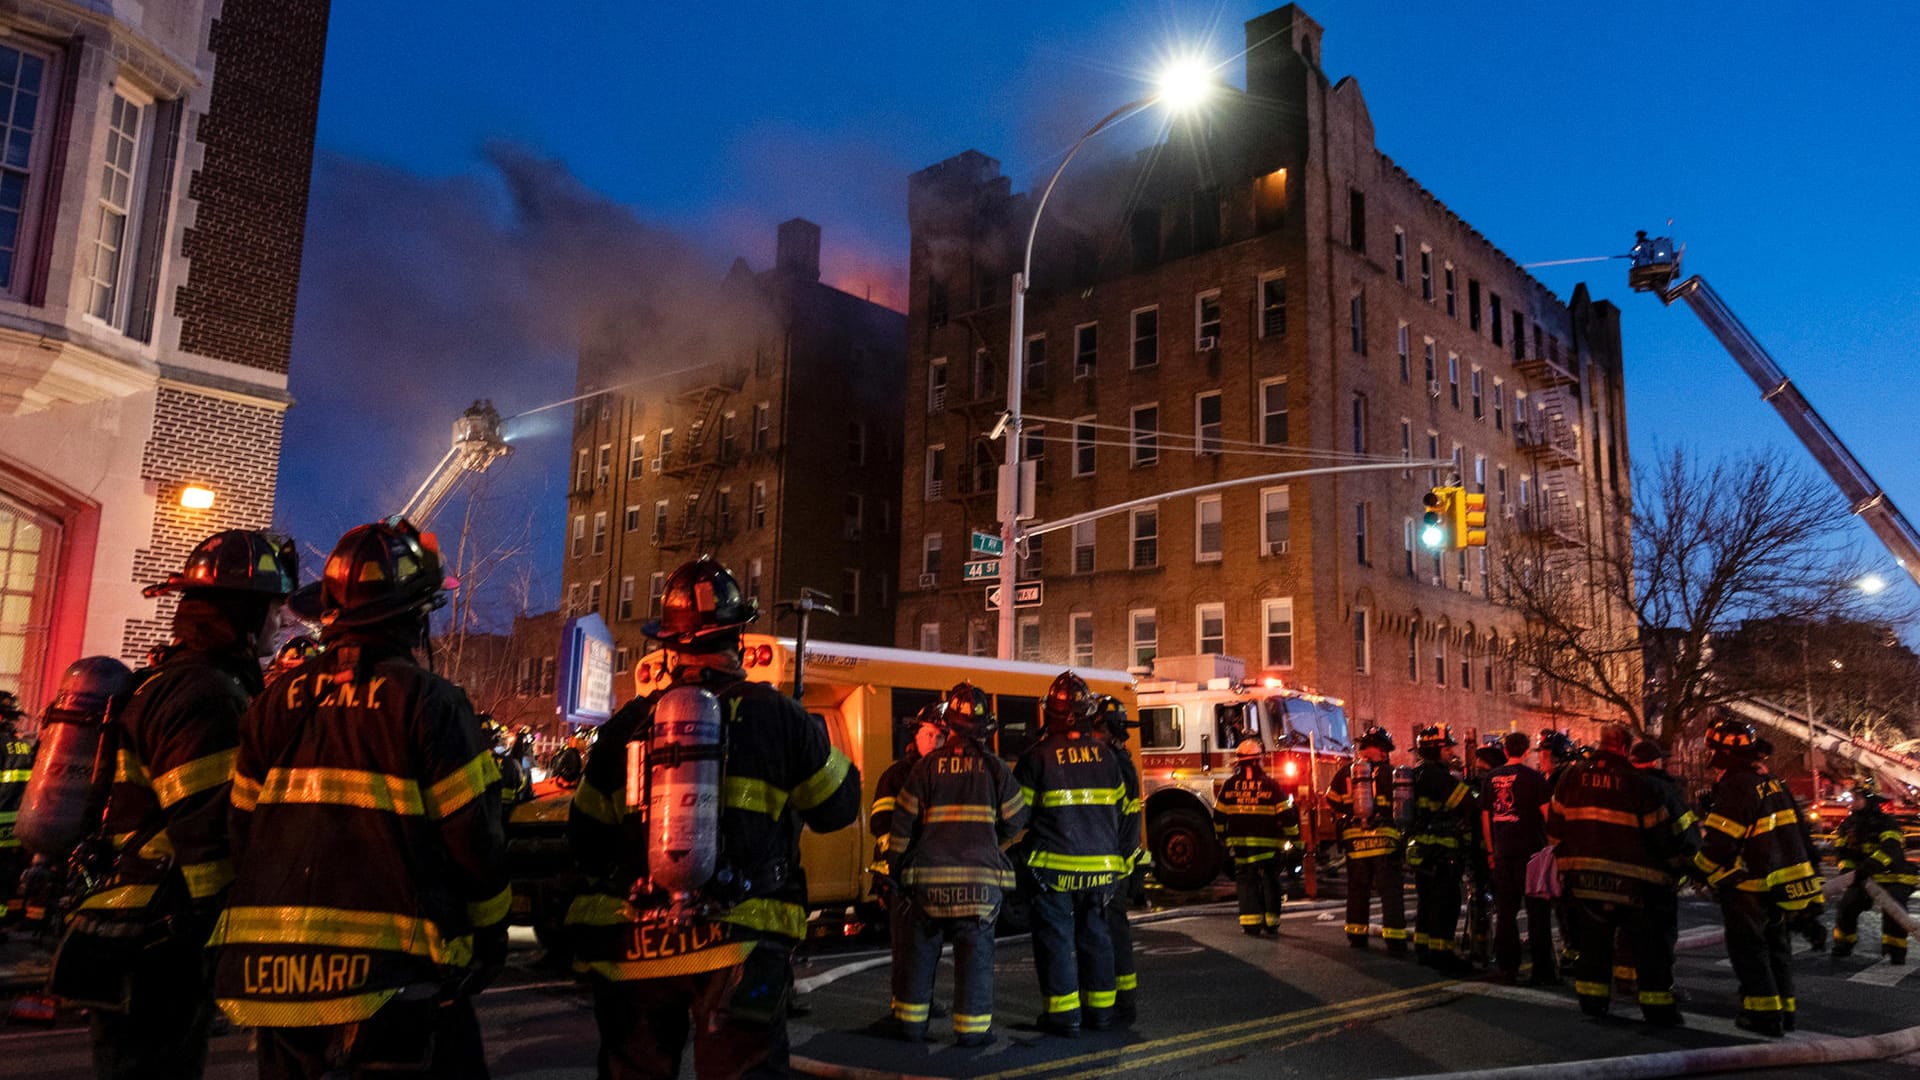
[1351,756,1375,819]
[627,685,724,913]
[1392,765,1416,826]
[16,657,135,857]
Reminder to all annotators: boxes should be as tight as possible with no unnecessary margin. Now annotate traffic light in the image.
[1420,488,1453,552]
[1461,492,1488,548]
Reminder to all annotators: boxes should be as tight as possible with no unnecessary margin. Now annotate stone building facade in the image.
[560,220,906,685]
[0,0,328,709]
[899,4,1633,744]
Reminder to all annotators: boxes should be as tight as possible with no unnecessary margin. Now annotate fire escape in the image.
[657,374,745,551]
[1512,347,1584,551]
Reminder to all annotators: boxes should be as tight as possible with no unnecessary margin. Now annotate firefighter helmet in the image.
[1537,729,1576,763]
[903,702,946,735]
[1356,726,1395,753]
[1096,695,1132,743]
[1704,718,1758,757]
[1043,671,1095,730]
[143,530,298,599]
[0,690,20,724]
[1416,723,1457,753]
[1856,778,1887,808]
[643,557,757,649]
[943,682,994,740]
[317,518,455,629]
[1236,739,1264,760]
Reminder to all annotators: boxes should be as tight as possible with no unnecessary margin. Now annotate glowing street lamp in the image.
[995,60,1218,658]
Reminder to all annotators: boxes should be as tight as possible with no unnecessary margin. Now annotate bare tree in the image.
[1505,447,1886,739]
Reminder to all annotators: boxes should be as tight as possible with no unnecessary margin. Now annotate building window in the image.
[1434,636,1448,687]
[1474,454,1487,494]
[1131,609,1158,669]
[1447,354,1460,409]
[652,500,669,541]
[1195,495,1223,562]
[1484,636,1496,691]
[1195,289,1222,346]
[1444,264,1456,317]
[1018,532,1044,580]
[751,403,770,450]
[1513,311,1527,361]
[1130,508,1158,568]
[1470,368,1484,419]
[1462,638,1475,691]
[1490,293,1504,346]
[1131,307,1158,369]
[618,576,635,620]
[1259,271,1287,337]
[1195,392,1222,454]
[1196,602,1226,655]
[1397,323,1410,384]
[87,90,157,328]
[750,483,767,529]
[1130,405,1158,467]
[628,435,645,479]
[847,421,866,465]
[0,45,54,296]
[1354,502,1370,565]
[1403,517,1416,575]
[1468,278,1482,331]
[1493,380,1506,431]
[715,487,733,533]
[1016,614,1041,663]
[1408,624,1419,682]
[658,429,674,468]
[919,622,941,653]
[844,492,862,540]
[1074,322,1097,378]
[1354,608,1371,674]
[1071,613,1095,667]
[928,357,948,412]
[925,443,945,499]
[1351,392,1368,453]
[1392,227,1405,282]
[1423,338,1437,388]
[591,511,607,554]
[1349,291,1366,355]
[1024,334,1047,391]
[570,515,585,558]
[1260,378,1288,445]
[965,621,990,658]
[624,505,640,533]
[1260,486,1290,555]
[746,559,762,603]
[720,412,737,458]
[565,583,581,617]
[1254,166,1287,230]
[1427,432,1441,487]
[1262,598,1294,669]
[972,348,994,399]
[1023,425,1046,484]
[922,533,943,577]
[841,569,860,616]
[595,444,612,485]
[1419,246,1433,301]
[1073,416,1096,476]
[1072,520,1094,574]
[589,580,606,614]
[575,448,589,492]
[878,571,891,610]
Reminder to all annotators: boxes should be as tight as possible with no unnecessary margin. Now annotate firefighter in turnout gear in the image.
[882,683,1028,1046]
[1096,695,1145,1024]
[1214,740,1299,937]
[1015,671,1131,1037]
[1328,727,1408,950]
[1547,724,1684,1026]
[1694,718,1824,1037]
[1613,739,1700,996]
[208,520,509,1078]
[65,530,294,1078]
[566,557,861,1078]
[0,691,32,926]
[867,704,945,1029]
[1407,724,1477,973]
[1832,783,1916,963]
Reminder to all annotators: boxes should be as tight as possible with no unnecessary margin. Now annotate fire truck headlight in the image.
[1282,759,1298,779]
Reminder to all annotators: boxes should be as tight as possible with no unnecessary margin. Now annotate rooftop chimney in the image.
[776,218,821,282]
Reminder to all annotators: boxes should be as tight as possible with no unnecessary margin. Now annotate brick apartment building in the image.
[561,219,905,690]
[0,0,328,710]
[899,4,1633,742]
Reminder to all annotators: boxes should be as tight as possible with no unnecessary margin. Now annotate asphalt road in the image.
[4,891,1919,1078]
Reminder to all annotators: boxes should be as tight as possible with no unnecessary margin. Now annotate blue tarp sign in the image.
[558,613,616,726]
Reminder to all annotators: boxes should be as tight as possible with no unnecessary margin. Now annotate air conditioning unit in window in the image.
[1427,379,1443,398]
[918,572,939,589]
[1266,540,1289,556]
[649,456,662,473]
[1196,335,1219,351]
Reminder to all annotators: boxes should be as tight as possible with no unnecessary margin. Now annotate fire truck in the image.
[1133,654,1352,890]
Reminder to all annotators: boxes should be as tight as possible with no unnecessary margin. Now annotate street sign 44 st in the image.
[984,582,1043,610]
[962,559,999,582]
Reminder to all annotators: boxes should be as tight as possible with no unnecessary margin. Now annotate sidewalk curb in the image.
[1394,1022,1920,1080]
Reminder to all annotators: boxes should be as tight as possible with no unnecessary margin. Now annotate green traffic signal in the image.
[1421,488,1452,551]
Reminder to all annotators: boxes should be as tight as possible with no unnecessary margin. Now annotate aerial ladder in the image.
[396,399,514,528]
[1628,233,1920,590]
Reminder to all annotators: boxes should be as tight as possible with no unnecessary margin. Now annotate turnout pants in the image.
[256,995,489,1080]
[1720,890,1795,1025]
[89,931,215,1080]
[1570,898,1678,1023]
[1106,889,1137,1016]
[587,956,792,1080]
[890,895,998,1040]
[1493,855,1557,977]
[1344,855,1408,946]
[1031,886,1116,1028]
[1235,857,1285,932]
[1413,858,1464,958]
[1835,879,1913,957]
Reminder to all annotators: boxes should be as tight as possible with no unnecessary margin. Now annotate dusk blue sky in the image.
[279,1,1920,617]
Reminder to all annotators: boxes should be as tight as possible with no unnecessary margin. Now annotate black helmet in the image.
[643,556,756,649]
[944,682,994,741]
[316,518,454,630]
[1705,718,1758,759]
[1096,695,1131,743]
[47,656,135,720]
[1537,729,1576,763]
[1356,726,1395,753]
[1044,671,1095,731]
[143,530,298,599]
[903,702,946,736]
[1416,723,1457,753]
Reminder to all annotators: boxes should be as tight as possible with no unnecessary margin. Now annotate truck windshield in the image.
[1262,697,1316,747]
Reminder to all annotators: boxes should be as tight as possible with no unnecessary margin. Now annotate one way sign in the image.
[984,582,1044,610]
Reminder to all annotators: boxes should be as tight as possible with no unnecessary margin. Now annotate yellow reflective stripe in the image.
[1574,980,1610,997]
[1742,995,1782,1012]
[1443,783,1468,811]
[138,830,175,861]
[869,796,897,816]
[181,858,233,899]
[426,752,498,818]
[1019,785,1037,807]
[217,989,397,1028]
[1558,805,1643,829]
[1039,785,1126,808]
[1220,803,1281,815]
[213,905,472,966]
[1115,973,1138,991]
[151,749,235,808]
[1045,992,1081,1014]
[565,892,638,926]
[1870,849,1894,866]
[1343,923,1369,935]
[1557,855,1670,884]
[722,898,806,939]
[1085,989,1116,1008]
[1639,990,1676,1006]
[724,776,789,818]
[895,791,921,816]
[1381,927,1410,940]
[257,767,425,815]
[1028,851,1129,873]
[576,942,755,982]
[791,749,852,811]
[573,780,618,824]
[1749,809,1799,836]
[78,884,157,910]
[1673,810,1698,833]
[903,865,1016,887]
[953,1012,992,1034]
[1231,837,1284,849]
[1703,813,1747,840]
[467,886,512,927]
[892,999,931,1022]
[0,769,30,783]
[924,806,996,824]
[231,773,262,812]
[1000,793,1027,819]
[116,749,149,785]
[1763,862,1815,889]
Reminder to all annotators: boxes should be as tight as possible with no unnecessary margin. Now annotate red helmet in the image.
[643,557,756,649]
[1044,671,1095,731]
[317,518,454,629]
[943,682,995,741]
[143,530,298,598]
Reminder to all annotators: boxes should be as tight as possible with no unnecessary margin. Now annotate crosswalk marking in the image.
[1848,960,1920,986]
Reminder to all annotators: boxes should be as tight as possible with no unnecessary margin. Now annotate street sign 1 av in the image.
[962,559,999,582]
[970,531,1004,556]
[984,582,1043,610]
